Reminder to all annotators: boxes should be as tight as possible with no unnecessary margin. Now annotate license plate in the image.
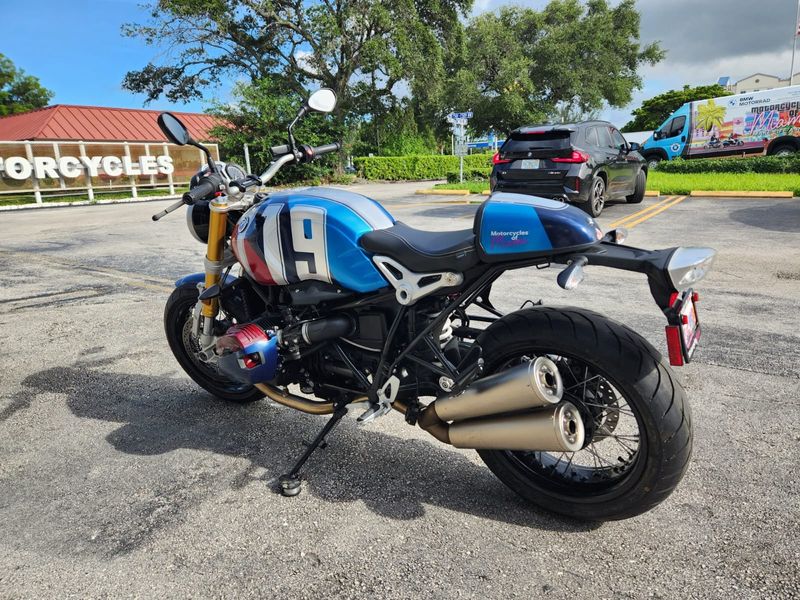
[666,290,701,365]
[520,159,540,169]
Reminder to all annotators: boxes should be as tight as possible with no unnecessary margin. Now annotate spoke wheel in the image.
[498,353,644,495]
[475,307,692,521]
[165,282,264,403]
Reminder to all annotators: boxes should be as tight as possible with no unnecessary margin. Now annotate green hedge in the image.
[445,166,493,183]
[353,153,492,180]
[657,155,800,174]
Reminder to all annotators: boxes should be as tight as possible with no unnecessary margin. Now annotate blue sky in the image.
[3,0,214,113]
[4,0,799,128]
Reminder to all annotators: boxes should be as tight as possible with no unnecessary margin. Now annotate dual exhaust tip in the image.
[420,357,585,453]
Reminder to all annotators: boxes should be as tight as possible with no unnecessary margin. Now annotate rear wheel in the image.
[164,282,264,403]
[579,175,606,217]
[476,307,692,521]
[626,170,646,204]
[771,144,795,156]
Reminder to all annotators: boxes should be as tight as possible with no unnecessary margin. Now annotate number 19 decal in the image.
[289,205,331,283]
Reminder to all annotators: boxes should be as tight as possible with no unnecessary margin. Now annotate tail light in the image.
[492,152,511,165]
[552,150,590,163]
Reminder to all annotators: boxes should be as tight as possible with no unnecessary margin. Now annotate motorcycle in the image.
[153,88,716,521]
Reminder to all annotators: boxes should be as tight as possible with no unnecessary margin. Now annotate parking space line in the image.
[607,196,676,229]
[622,195,688,229]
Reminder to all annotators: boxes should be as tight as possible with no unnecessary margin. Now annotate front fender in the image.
[174,273,239,288]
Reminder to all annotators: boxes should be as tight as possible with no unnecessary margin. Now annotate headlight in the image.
[666,247,717,290]
[186,202,210,243]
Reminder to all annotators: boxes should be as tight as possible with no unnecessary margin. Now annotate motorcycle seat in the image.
[360,221,479,273]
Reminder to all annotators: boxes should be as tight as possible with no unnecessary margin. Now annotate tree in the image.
[208,77,342,182]
[621,84,730,132]
[122,0,471,125]
[445,0,663,135]
[0,54,53,116]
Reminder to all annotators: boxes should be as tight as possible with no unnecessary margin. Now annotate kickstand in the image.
[278,403,349,497]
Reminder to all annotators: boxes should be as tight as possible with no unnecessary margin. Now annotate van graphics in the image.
[688,90,800,156]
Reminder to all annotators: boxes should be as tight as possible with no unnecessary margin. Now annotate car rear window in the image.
[501,130,573,157]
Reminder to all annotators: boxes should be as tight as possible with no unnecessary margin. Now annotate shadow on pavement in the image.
[729,202,800,233]
[17,360,600,542]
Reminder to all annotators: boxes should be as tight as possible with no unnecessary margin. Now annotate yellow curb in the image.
[415,189,470,196]
[688,190,795,198]
[644,190,660,196]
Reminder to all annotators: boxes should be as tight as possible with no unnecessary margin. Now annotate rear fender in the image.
[581,242,676,310]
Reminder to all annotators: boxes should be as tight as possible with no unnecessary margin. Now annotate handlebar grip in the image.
[182,178,218,204]
[311,142,341,156]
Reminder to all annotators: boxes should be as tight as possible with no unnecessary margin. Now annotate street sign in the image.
[446,111,473,123]
[454,140,468,156]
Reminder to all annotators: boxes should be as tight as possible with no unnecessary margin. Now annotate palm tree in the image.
[696,98,726,133]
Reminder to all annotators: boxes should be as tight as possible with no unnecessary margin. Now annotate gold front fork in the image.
[201,196,229,320]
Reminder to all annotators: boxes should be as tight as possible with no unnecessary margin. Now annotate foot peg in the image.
[357,375,399,424]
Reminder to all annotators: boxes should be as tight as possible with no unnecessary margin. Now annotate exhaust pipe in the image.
[417,357,584,452]
[448,402,584,452]
[434,357,563,422]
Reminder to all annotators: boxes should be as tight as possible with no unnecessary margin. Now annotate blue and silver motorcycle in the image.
[154,89,715,521]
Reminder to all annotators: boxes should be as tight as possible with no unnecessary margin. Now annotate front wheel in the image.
[476,307,692,521]
[164,282,264,403]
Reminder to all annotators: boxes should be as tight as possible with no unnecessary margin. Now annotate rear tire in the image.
[626,170,646,204]
[771,144,795,156]
[164,282,264,403]
[578,175,605,217]
[475,307,692,521]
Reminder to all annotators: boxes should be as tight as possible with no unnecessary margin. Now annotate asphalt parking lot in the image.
[1,183,799,599]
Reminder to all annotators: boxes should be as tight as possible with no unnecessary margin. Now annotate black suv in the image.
[490,121,647,217]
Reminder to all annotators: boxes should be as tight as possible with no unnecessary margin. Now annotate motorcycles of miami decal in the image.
[489,229,530,247]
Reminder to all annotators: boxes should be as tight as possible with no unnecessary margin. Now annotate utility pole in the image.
[792,0,800,85]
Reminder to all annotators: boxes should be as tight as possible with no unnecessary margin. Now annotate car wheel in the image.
[626,170,646,204]
[772,144,795,156]
[579,175,606,217]
[646,157,661,170]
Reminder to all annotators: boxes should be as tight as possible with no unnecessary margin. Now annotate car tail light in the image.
[492,152,511,165]
[552,150,590,163]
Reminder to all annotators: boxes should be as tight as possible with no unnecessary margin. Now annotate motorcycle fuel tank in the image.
[231,187,395,293]
[474,192,602,261]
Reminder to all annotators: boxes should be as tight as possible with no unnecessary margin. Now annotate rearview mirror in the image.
[628,142,641,152]
[157,112,193,146]
[652,130,662,141]
[307,88,337,113]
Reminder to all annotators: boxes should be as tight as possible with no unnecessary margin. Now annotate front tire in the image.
[164,282,264,403]
[475,307,692,521]
[626,170,646,204]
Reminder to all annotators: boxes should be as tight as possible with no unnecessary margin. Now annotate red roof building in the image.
[0,104,222,142]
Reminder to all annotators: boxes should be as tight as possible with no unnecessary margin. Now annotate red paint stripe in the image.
[243,239,277,285]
